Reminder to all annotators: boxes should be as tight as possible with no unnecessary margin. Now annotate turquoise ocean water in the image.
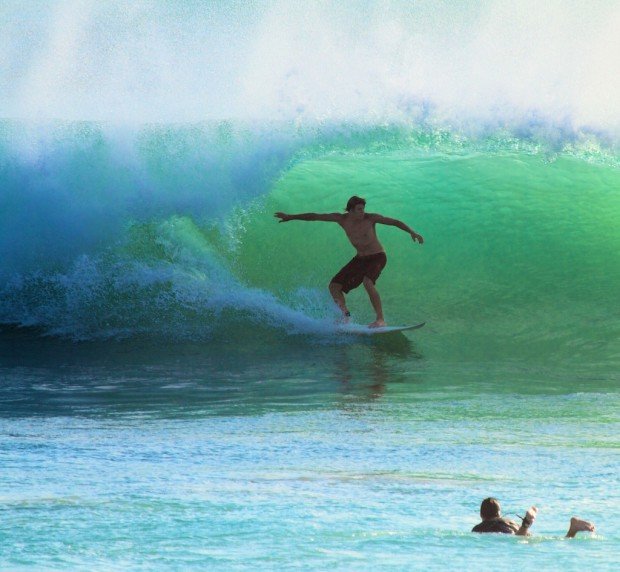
[1,1,619,569]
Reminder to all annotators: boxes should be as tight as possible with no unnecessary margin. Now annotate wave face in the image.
[0,2,618,368]
[1,121,619,364]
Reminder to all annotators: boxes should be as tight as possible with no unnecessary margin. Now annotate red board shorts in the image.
[330,252,387,294]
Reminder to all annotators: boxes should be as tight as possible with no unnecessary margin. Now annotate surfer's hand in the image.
[522,506,538,528]
[274,212,291,223]
[411,231,424,244]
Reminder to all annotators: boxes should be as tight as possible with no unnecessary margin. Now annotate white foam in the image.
[0,214,339,340]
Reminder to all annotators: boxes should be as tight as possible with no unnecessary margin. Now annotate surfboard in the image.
[337,322,425,335]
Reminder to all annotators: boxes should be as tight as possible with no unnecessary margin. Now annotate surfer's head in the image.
[480,497,501,520]
[345,196,366,212]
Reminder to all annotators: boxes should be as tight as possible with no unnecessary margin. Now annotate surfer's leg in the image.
[566,517,595,537]
[363,277,386,328]
[329,282,350,321]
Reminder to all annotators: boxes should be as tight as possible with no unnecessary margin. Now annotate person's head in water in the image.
[346,196,366,217]
[480,497,501,520]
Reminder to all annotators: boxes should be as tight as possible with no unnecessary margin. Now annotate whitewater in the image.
[1,1,619,570]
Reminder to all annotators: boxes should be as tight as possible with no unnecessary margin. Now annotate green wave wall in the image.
[235,149,620,368]
[1,120,618,373]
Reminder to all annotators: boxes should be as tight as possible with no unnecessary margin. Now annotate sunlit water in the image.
[1,332,618,570]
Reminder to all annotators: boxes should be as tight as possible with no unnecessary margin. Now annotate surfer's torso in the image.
[338,213,384,256]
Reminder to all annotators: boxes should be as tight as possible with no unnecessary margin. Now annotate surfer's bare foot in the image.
[368,319,386,328]
[566,517,595,538]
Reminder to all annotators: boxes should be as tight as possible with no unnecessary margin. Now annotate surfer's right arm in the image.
[274,212,342,223]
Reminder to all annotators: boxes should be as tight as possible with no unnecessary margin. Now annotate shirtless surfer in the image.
[472,498,596,538]
[274,196,423,327]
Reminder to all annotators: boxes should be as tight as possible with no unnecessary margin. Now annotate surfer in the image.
[274,196,423,327]
[472,498,596,537]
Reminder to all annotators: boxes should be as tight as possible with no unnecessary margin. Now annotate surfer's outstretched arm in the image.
[371,214,424,244]
[274,212,342,223]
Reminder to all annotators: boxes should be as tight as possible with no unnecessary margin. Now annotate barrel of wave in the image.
[229,150,620,365]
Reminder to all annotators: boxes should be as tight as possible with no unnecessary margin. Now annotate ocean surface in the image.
[1,1,619,570]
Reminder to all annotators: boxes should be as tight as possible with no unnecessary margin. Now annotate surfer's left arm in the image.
[372,214,424,244]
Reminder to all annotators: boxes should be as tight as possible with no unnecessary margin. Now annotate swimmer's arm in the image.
[371,214,424,244]
[515,506,538,536]
[274,212,342,223]
[514,521,530,536]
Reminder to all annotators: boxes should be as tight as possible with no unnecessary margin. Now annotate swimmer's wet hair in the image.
[480,497,501,519]
[346,196,366,212]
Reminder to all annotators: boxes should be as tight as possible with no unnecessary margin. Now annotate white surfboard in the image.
[337,322,425,335]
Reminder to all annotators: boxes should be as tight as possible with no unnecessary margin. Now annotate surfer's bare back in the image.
[274,196,423,327]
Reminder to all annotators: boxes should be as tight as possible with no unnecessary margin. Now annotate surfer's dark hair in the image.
[345,196,366,212]
[480,498,501,519]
